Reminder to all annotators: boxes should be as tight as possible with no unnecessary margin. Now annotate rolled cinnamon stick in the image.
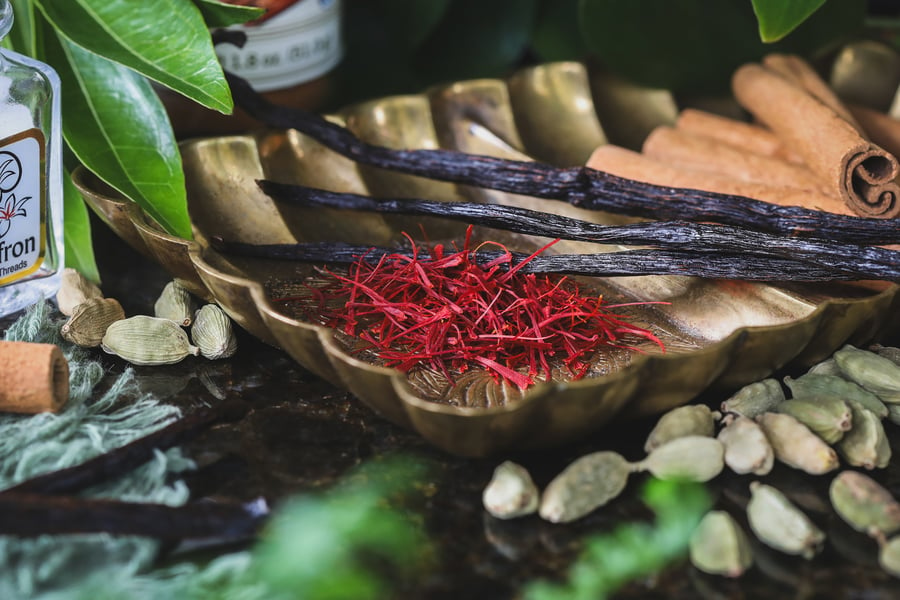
[848,103,900,162]
[732,61,900,219]
[586,144,853,215]
[0,341,69,413]
[675,108,802,164]
[642,126,829,194]
[762,53,865,132]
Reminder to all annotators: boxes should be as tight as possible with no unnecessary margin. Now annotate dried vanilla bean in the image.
[258,181,900,277]
[212,238,882,282]
[0,493,267,539]
[225,71,900,245]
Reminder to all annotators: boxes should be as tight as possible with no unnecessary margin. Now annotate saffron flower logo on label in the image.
[0,152,28,240]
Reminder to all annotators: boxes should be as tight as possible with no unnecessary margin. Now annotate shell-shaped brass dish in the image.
[75,57,900,457]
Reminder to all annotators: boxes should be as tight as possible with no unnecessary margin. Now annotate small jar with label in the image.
[0,0,64,317]
[163,0,343,137]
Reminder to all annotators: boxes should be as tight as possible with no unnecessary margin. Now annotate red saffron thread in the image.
[292,226,665,390]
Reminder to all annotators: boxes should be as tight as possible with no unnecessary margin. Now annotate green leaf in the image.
[752,0,827,42]
[531,0,587,62]
[63,171,99,283]
[7,0,36,54]
[193,0,264,28]
[43,24,192,239]
[35,0,232,113]
[412,0,539,80]
[579,0,864,94]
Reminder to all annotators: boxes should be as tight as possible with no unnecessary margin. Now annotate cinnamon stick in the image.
[0,341,69,413]
[674,108,802,163]
[586,144,852,215]
[762,53,865,132]
[848,103,900,162]
[642,126,828,193]
[732,58,900,219]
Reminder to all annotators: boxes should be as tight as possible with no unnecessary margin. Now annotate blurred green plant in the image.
[338,0,865,104]
[523,478,711,600]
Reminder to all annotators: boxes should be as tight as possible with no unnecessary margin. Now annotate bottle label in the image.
[216,0,342,93]
[0,129,45,286]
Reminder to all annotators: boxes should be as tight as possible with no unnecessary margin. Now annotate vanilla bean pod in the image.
[0,493,267,539]
[213,239,864,281]
[225,71,900,245]
[1,399,249,496]
[258,180,900,278]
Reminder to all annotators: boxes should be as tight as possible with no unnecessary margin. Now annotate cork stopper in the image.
[0,341,69,413]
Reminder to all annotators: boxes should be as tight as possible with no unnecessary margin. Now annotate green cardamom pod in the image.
[689,510,753,578]
[773,397,852,444]
[829,470,900,538]
[879,536,900,578]
[633,436,724,482]
[721,379,784,420]
[805,358,843,376]
[191,304,238,360]
[101,316,200,366]
[482,461,539,520]
[717,415,774,476]
[887,404,900,427]
[870,344,900,367]
[56,267,104,316]
[755,412,839,475]
[644,404,717,453]
[785,373,887,419]
[834,345,900,404]
[837,402,891,470]
[747,481,825,559]
[539,451,630,523]
[60,297,125,348]
[154,280,195,327]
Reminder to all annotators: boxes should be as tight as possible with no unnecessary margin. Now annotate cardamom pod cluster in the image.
[478,343,900,580]
[55,276,239,364]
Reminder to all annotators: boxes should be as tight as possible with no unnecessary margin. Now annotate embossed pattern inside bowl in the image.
[75,58,900,456]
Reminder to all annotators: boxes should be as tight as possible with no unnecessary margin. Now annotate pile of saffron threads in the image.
[300,227,665,390]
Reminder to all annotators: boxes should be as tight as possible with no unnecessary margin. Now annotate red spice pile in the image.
[304,227,664,389]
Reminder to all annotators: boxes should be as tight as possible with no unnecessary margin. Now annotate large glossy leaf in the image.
[412,0,539,80]
[531,0,587,62]
[35,0,232,113]
[63,170,99,282]
[752,0,827,42]
[194,0,263,28]
[43,26,191,239]
[579,0,864,94]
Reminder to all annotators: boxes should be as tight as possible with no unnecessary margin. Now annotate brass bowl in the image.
[74,57,900,457]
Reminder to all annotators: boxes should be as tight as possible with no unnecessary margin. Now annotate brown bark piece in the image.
[0,341,69,413]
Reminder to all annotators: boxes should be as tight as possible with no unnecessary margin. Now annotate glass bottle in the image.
[0,0,64,317]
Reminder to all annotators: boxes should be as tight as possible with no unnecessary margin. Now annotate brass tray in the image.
[75,55,900,457]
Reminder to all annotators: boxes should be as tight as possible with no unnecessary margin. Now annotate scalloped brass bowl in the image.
[74,59,900,456]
